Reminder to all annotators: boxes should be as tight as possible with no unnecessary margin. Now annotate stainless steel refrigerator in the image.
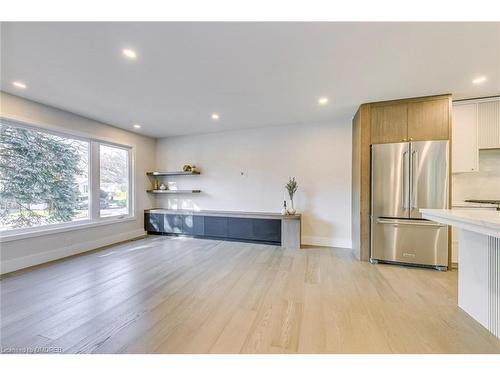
[370,140,449,270]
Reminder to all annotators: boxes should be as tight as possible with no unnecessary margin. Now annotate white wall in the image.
[155,123,352,248]
[0,92,156,273]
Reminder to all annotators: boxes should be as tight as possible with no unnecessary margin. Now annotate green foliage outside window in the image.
[0,125,85,228]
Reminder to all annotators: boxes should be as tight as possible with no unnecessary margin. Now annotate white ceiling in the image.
[1,22,499,138]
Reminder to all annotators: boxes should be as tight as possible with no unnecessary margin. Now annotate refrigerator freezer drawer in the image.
[371,218,449,267]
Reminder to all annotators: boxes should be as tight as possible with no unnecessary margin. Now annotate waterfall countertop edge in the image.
[420,209,500,238]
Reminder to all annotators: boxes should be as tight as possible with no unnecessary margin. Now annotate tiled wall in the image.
[453,149,500,203]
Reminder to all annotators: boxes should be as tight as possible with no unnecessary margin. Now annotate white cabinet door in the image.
[478,100,500,149]
[452,103,478,173]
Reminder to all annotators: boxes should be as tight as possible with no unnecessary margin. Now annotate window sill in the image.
[0,216,138,243]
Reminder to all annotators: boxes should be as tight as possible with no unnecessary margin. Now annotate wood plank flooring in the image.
[1,235,499,353]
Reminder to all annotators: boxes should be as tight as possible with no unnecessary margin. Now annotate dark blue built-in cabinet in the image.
[145,212,282,245]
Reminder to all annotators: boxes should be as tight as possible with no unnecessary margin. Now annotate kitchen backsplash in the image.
[453,149,500,202]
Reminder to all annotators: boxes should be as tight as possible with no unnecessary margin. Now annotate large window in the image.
[0,120,133,234]
[99,144,129,217]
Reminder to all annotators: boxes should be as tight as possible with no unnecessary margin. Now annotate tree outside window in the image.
[99,144,129,217]
[0,122,132,231]
[0,124,89,229]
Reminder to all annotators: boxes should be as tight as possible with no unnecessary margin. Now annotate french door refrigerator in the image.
[370,140,449,270]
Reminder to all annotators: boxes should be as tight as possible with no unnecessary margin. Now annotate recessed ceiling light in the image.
[318,97,329,105]
[122,49,137,59]
[472,76,487,85]
[211,113,220,120]
[133,124,141,129]
[12,81,27,89]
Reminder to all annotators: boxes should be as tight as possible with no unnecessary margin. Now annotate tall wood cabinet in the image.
[352,94,452,263]
[352,104,371,261]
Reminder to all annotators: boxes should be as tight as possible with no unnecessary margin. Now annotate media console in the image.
[144,209,301,248]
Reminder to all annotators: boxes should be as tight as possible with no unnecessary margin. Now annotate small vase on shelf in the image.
[281,200,287,215]
[285,177,298,215]
[287,199,296,215]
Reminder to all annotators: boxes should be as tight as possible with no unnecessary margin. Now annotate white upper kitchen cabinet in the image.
[478,99,500,149]
[452,103,479,173]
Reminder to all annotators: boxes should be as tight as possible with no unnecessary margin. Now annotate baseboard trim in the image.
[301,235,352,249]
[1,228,146,274]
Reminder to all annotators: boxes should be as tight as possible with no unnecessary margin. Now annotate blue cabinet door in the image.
[164,214,183,233]
[204,216,228,238]
[145,213,164,233]
[193,215,205,236]
[182,215,194,235]
[227,217,254,240]
[252,219,281,243]
[225,217,281,243]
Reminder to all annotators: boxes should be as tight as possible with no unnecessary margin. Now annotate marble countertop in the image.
[144,208,301,220]
[421,209,500,237]
[465,199,500,205]
[452,201,499,209]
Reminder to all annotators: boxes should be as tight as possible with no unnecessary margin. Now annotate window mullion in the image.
[128,148,133,216]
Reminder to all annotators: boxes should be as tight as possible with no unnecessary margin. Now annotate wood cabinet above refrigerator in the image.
[370,103,408,143]
[370,95,451,144]
[407,98,450,141]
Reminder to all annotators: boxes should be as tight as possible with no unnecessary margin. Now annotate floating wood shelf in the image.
[146,190,201,194]
[147,171,200,176]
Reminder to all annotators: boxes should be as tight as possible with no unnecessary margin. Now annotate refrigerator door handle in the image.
[376,218,446,227]
[411,149,418,209]
[402,150,409,210]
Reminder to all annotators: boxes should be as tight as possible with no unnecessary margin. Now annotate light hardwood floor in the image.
[1,236,499,354]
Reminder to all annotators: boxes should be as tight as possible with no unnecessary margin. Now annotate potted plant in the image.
[285,177,298,215]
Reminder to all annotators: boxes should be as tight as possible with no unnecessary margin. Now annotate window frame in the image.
[0,116,135,242]
[96,142,133,220]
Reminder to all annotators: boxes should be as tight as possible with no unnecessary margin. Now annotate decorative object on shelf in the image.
[182,164,198,173]
[145,168,200,193]
[281,200,287,215]
[285,177,298,215]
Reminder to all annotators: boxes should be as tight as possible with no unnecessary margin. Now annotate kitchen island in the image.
[421,209,500,339]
